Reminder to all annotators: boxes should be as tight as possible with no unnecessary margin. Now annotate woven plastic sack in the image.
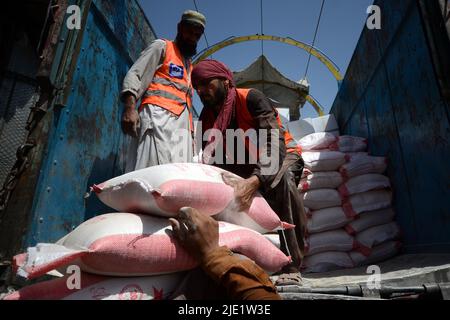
[302,189,342,210]
[302,252,354,273]
[14,213,290,279]
[350,241,401,266]
[345,208,396,235]
[91,163,292,234]
[299,171,344,192]
[307,207,354,234]
[355,222,401,255]
[338,174,391,197]
[298,132,337,151]
[302,151,347,172]
[305,229,356,256]
[340,155,387,178]
[344,152,369,162]
[329,136,368,153]
[264,234,281,249]
[3,272,183,300]
[342,190,392,217]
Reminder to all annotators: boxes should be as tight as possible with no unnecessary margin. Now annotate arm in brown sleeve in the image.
[200,246,281,300]
[246,89,287,192]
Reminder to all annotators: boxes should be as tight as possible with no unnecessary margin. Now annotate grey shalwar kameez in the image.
[121,39,194,171]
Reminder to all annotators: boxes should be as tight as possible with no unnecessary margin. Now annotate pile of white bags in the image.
[298,132,401,273]
[7,164,291,300]
[298,132,338,151]
[14,214,289,280]
[91,163,292,234]
[3,272,185,300]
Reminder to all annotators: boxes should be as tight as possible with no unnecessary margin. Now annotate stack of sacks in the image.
[6,163,291,300]
[3,272,185,300]
[297,133,401,273]
[339,151,401,268]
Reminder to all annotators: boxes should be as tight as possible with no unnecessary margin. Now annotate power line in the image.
[260,0,264,55]
[260,0,265,92]
[304,0,326,79]
[193,0,212,57]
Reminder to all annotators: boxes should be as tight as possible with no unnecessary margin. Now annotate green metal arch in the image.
[306,95,326,117]
[193,34,342,116]
[193,34,343,83]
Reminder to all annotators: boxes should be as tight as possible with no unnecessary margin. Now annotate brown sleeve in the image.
[246,89,286,192]
[200,246,281,300]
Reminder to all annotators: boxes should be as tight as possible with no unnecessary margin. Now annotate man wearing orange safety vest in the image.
[192,59,307,287]
[121,10,206,171]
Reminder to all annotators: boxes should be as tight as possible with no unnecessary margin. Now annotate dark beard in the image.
[176,35,197,58]
[200,82,227,114]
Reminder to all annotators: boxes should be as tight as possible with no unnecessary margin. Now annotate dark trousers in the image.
[263,153,306,271]
[218,152,307,272]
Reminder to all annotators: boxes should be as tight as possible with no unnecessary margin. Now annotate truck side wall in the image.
[331,0,450,253]
[22,0,156,247]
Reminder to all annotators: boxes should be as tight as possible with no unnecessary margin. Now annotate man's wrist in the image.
[124,101,137,111]
[198,245,225,265]
[249,175,261,189]
[124,104,136,111]
[123,93,137,109]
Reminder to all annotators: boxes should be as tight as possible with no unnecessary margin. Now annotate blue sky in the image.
[138,0,374,119]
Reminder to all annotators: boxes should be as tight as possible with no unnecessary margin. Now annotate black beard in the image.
[176,35,197,58]
[200,82,227,114]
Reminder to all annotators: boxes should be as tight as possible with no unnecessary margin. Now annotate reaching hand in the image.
[168,207,220,262]
[121,108,140,137]
[221,173,261,212]
[121,93,140,137]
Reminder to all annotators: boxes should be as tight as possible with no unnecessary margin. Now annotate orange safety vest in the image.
[140,39,194,132]
[235,88,302,156]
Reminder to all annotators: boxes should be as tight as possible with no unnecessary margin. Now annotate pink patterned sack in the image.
[14,213,290,279]
[329,135,368,153]
[91,163,292,234]
[3,272,183,300]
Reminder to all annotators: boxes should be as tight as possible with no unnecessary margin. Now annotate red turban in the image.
[192,59,235,87]
[192,60,237,163]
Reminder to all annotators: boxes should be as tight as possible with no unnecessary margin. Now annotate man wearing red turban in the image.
[192,59,307,286]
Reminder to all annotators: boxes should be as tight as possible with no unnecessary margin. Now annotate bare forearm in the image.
[122,92,137,110]
[121,93,140,137]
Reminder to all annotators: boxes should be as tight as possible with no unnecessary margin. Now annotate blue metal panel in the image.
[333,14,382,132]
[24,0,156,246]
[382,3,450,252]
[346,100,370,139]
[363,66,419,249]
[331,0,450,253]
[92,0,157,62]
[331,80,352,130]
[375,0,415,56]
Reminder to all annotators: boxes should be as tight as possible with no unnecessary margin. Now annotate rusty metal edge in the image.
[0,0,91,261]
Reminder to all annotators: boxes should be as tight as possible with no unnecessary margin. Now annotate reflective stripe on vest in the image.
[151,77,193,95]
[144,89,187,105]
[140,39,194,132]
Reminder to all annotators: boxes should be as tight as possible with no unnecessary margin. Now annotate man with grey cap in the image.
[121,10,206,171]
